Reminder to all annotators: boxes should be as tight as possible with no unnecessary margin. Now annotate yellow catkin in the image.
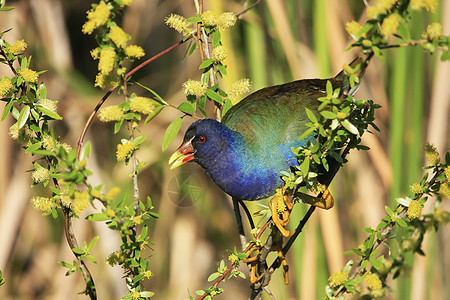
[182,80,207,96]
[109,26,129,48]
[365,272,382,291]
[125,45,145,59]
[9,40,27,54]
[19,69,39,82]
[407,200,422,219]
[0,77,13,96]
[328,270,348,288]
[98,105,125,122]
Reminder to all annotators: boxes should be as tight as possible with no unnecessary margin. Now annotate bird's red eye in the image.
[198,136,206,143]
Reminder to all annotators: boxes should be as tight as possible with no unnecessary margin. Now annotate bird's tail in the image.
[334,51,374,96]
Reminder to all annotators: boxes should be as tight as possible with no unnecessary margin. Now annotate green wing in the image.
[222,78,334,152]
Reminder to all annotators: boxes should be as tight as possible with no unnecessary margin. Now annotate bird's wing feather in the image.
[222,78,335,153]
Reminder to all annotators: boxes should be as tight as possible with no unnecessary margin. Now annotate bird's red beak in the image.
[169,138,195,169]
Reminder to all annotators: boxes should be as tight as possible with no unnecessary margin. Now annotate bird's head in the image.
[169,118,235,170]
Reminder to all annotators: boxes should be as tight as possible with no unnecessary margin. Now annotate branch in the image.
[76,36,193,158]
[334,168,445,297]
[197,220,271,300]
[64,208,97,299]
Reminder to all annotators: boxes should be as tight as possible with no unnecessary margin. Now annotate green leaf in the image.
[114,119,124,134]
[80,141,91,160]
[299,157,310,176]
[86,254,97,264]
[17,105,30,129]
[86,213,110,221]
[212,30,221,47]
[133,135,146,146]
[326,80,333,95]
[320,110,336,119]
[205,88,223,103]
[37,104,62,120]
[207,272,221,282]
[148,211,164,219]
[298,127,316,140]
[385,206,394,218]
[305,108,318,122]
[161,117,182,152]
[1,99,14,121]
[88,236,99,251]
[58,260,75,268]
[144,105,164,125]
[396,218,408,227]
[199,58,215,69]
[341,119,359,135]
[177,102,196,114]
[221,99,233,117]
[216,63,227,76]
[25,142,43,154]
[140,291,155,298]
[187,16,202,23]
[38,83,47,98]
[72,247,85,255]
[369,255,384,270]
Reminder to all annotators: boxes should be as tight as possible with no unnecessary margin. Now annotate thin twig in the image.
[197,220,271,300]
[334,168,444,297]
[75,36,193,158]
[64,208,97,299]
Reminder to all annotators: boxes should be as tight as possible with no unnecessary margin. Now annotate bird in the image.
[169,56,370,236]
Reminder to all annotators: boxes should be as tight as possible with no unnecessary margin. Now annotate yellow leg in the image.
[269,193,292,237]
[297,188,334,210]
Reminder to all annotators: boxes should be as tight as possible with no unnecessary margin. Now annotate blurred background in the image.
[0,0,449,299]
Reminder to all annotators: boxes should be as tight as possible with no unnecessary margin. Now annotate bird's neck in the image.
[198,129,282,200]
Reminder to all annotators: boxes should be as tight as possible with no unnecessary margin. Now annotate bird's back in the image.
[222,78,340,153]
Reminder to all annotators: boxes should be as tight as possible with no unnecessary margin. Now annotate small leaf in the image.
[199,58,215,69]
[177,102,196,114]
[207,272,221,282]
[1,99,14,121]
[79,141,91,160]
[140,291,155,298]
[369,255,384,270]
[144,105,164,125]
[187,16,202,23]
[37,104,62,120]
[212,30,221,47]
[396,218,408,227]
[86,213,110,221]
[133,135,146,146]
[385,206,394,218]
[205,89,223,103]
[320,110,336,119]
[298,127,316,140]
[17,105,30,129]
[305,108,318,122]
[38,83,47,98]
[114,119,124,134]
[326,80,333,95]
[161,117,183,152]
[25,142,43,154]
[341,119,359,135]
[72,247,85,255]
[88,236,99,251]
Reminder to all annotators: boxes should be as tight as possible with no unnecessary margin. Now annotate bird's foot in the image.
[244,246,264,284]
[244,238,290,285]
[297,187,334,210]
[269,189,294,237]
